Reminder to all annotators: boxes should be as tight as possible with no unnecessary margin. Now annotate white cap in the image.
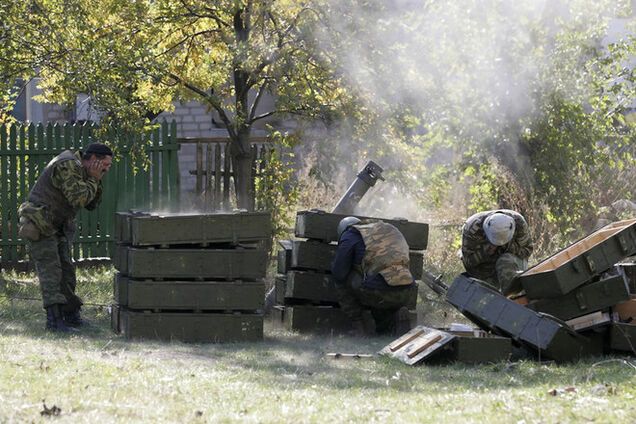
[483,213,515,246]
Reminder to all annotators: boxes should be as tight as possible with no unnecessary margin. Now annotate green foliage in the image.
[255,129,300,247]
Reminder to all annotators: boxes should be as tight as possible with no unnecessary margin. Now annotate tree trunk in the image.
[231,131,254,211]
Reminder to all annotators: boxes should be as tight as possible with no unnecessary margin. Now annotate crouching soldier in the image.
[18,143,113,332]
[461,209,533,296]
[331,217,417,337]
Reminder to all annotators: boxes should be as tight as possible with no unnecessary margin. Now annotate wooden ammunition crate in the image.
[609,323,636,353]
[114,274,264,310]
[519,219,636,299]
[115,211,272,246]
[290,240,424,279]
[617,262,636,294]
[380,326,511,365]
[526,275,630,321]
[116,308,263,342]
[295,210,429,250]
[276,271,339,304]
[612,296,636,322]
[114,245,268,280]
[273,305,417,334]
[447,274,604,362]
[277,240,292,274]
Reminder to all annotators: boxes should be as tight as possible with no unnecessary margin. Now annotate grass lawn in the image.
[1,267,635,423]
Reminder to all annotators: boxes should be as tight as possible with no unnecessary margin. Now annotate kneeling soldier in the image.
[331,217,417,337]
[461,209,533,296]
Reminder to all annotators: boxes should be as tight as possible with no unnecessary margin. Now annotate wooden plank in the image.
[290,240,424,279]
[114,274,265,310]
[196,141,203,195]
[8,124,18,261]
[119,309,263,343]
[115,246,268,280]
[223,142,231,208]
[295,210,429,250]
[168,121,179,204]
[214,144,221,210]
[125,211,272,246]
[0,124,8,260]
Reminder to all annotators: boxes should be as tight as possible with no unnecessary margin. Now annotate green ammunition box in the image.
[114,274,264,310]
[295,210,429,250]
[279,271,338,304]
[617,262,636,294]
[277,240,292,274]
[519,219,636,299]
[277,305,352,333]
[115,211,272,246]
[526,275,630,320]
[118,309,263,342]
[609,323,636,353]
[273,305,417,334]
[446,274,603,362]
[379,326,511,365]
[114,245,268,280]
[111,304,120,333]
[114,212,133,244]
[440,332,512,363]
[290,240,424,279]
[274,275,286,305]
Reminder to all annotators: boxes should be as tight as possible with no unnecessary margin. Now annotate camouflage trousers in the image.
[26,233,82,310]
[466,253,527,296]
[335,272,417,333]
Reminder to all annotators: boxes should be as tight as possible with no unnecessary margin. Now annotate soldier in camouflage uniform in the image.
[331,217,417,337]
[18,143,113,332]
[461,209,533,296]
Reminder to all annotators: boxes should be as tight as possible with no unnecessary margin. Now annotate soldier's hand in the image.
[484,244,499,256]
[87,159,105,180]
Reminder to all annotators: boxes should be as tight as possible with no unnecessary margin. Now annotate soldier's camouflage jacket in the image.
[354,221,413,286]
[461,209,533,274]
[19,150,102,237]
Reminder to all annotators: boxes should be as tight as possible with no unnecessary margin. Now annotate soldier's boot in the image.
[63,307,88,328]
[45,305,77,333]
[393,306,411,337]
[350,311,376,337]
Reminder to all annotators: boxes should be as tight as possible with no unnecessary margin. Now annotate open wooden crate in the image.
[519,218,636,299]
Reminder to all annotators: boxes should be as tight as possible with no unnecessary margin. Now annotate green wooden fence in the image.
[0,121,179,268]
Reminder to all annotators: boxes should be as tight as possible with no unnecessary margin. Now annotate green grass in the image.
[1,267,636,423]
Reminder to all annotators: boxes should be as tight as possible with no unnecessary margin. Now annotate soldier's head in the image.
[337,216,361,240]
[483,212,515,246]
[82,143,113,176]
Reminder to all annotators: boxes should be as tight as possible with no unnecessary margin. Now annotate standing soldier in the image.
[331,217,417,337]
[460,209,533,296]
[18,143,113,332]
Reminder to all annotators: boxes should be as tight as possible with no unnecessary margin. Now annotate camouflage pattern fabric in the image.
[461,209,533,293]
[26,234,82,309]
[354,221,413,286]
[335,269,416,333]
[19,150,99,309]
[19,151,101,238]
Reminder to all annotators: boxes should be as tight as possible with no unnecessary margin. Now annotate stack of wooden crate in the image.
[516,218,636,355]
[272,210,429,333]
[111,211,271,343]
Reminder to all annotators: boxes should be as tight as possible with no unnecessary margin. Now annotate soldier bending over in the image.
[461,209,533,296]
[331,217,417,337]
[18,143,113,332]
